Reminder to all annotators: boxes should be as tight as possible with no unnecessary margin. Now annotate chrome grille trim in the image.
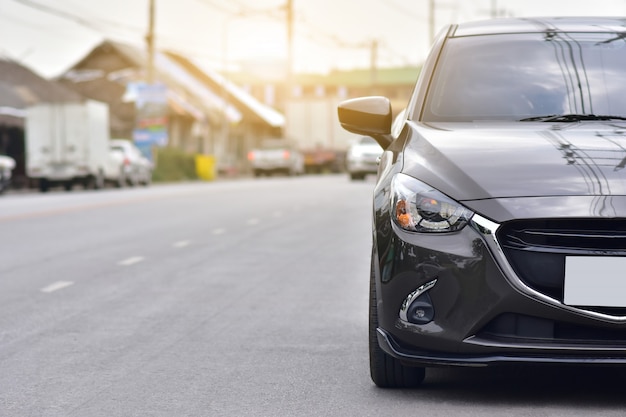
[470,214,626,323]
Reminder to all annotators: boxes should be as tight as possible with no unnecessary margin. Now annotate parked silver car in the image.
[248,139,304,177]
[109,139,152,186]
[345,136,382,180]
[0,155,15,193]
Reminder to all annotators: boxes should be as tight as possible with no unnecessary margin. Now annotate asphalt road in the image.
[1,176,626,416]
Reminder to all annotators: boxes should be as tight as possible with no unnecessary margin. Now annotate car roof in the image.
[453,17,626,37]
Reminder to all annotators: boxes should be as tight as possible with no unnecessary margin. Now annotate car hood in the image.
[402,122,626,221]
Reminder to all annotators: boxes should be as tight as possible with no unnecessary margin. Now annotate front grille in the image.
[497,219,626,316]
[498,219,626,253]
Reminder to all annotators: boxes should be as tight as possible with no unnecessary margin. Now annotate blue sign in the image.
[131,82,169,147]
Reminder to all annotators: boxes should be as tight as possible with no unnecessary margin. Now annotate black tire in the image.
[88,171,105,190]
[350,172,365,181]
[116,169,126,188]
[127,173,139,187]
[96,174,105,189]
[369,255,426,388]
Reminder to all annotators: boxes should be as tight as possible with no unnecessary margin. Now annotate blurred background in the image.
[1,0,626,188]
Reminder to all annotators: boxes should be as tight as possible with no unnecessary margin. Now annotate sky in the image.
[1,0,626,79]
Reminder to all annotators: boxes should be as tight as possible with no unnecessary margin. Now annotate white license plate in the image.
[564,257,626,307]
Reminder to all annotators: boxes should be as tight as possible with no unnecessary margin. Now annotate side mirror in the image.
[337,96,393,149]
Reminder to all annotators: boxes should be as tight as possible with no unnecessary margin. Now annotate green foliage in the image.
[152,147,198,182]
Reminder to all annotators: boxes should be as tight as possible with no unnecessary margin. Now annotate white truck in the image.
[26,100,119,192]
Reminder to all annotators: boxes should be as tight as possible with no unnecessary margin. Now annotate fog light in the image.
[406,294,435,324]
[399,279,436,325]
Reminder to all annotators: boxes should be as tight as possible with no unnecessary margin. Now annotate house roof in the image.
[60,41,232,124]
[164,51,285,128]
[61,41,283,128]
[153,51,242,123]
[0,57,82,126]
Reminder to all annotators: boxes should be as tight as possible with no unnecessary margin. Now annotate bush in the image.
[152,147,198,182]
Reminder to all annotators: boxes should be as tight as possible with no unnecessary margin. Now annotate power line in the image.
[293,14,414,68]
[9,0,412,74]
[382,0,427,21]
[194,0,284,19]
[11,0,140,33]
[192,0,238,14]
[9,0,220,61]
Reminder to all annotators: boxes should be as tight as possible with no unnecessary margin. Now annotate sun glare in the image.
[227,19,287,63]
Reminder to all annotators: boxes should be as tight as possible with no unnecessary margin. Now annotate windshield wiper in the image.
[519,114,626,122]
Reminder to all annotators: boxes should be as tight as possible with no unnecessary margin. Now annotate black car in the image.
[338,17,626,388]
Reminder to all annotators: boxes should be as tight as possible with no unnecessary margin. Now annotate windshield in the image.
[422,32,626,122]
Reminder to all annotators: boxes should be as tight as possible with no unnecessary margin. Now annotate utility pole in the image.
[146,0,155,84]
[286,0,294,99]
[429,0,435,45]
[370,39,378,93]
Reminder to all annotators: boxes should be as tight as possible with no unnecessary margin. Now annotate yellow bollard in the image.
[195,154,216,181]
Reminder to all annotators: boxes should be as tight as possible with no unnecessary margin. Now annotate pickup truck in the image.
[247,139,305,177]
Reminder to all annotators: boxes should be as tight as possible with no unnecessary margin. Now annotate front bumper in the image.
[374,213,626,364]
[377,328,626,367]
[251,161,292,171]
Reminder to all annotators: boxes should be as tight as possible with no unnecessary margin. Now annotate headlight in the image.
[391,173,474,233]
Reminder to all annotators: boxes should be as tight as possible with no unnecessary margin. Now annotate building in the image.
[222,65,421,172]
[226,65,422,115]
[59,41,285,174]
[163,51,284,173]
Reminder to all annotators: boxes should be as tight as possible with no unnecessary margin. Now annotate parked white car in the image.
[109,139,153,186]
[248,139,305,177]
[345,136,383,180]
[0,155,16,193]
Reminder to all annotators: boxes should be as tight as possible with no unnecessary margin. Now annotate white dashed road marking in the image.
[118,256,145,266]
[213,228,225,235]
[41,281,74,293]
[247,218,260,225]
[173,240,191,248]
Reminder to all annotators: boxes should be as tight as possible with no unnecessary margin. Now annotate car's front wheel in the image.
[369,255,425,388]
